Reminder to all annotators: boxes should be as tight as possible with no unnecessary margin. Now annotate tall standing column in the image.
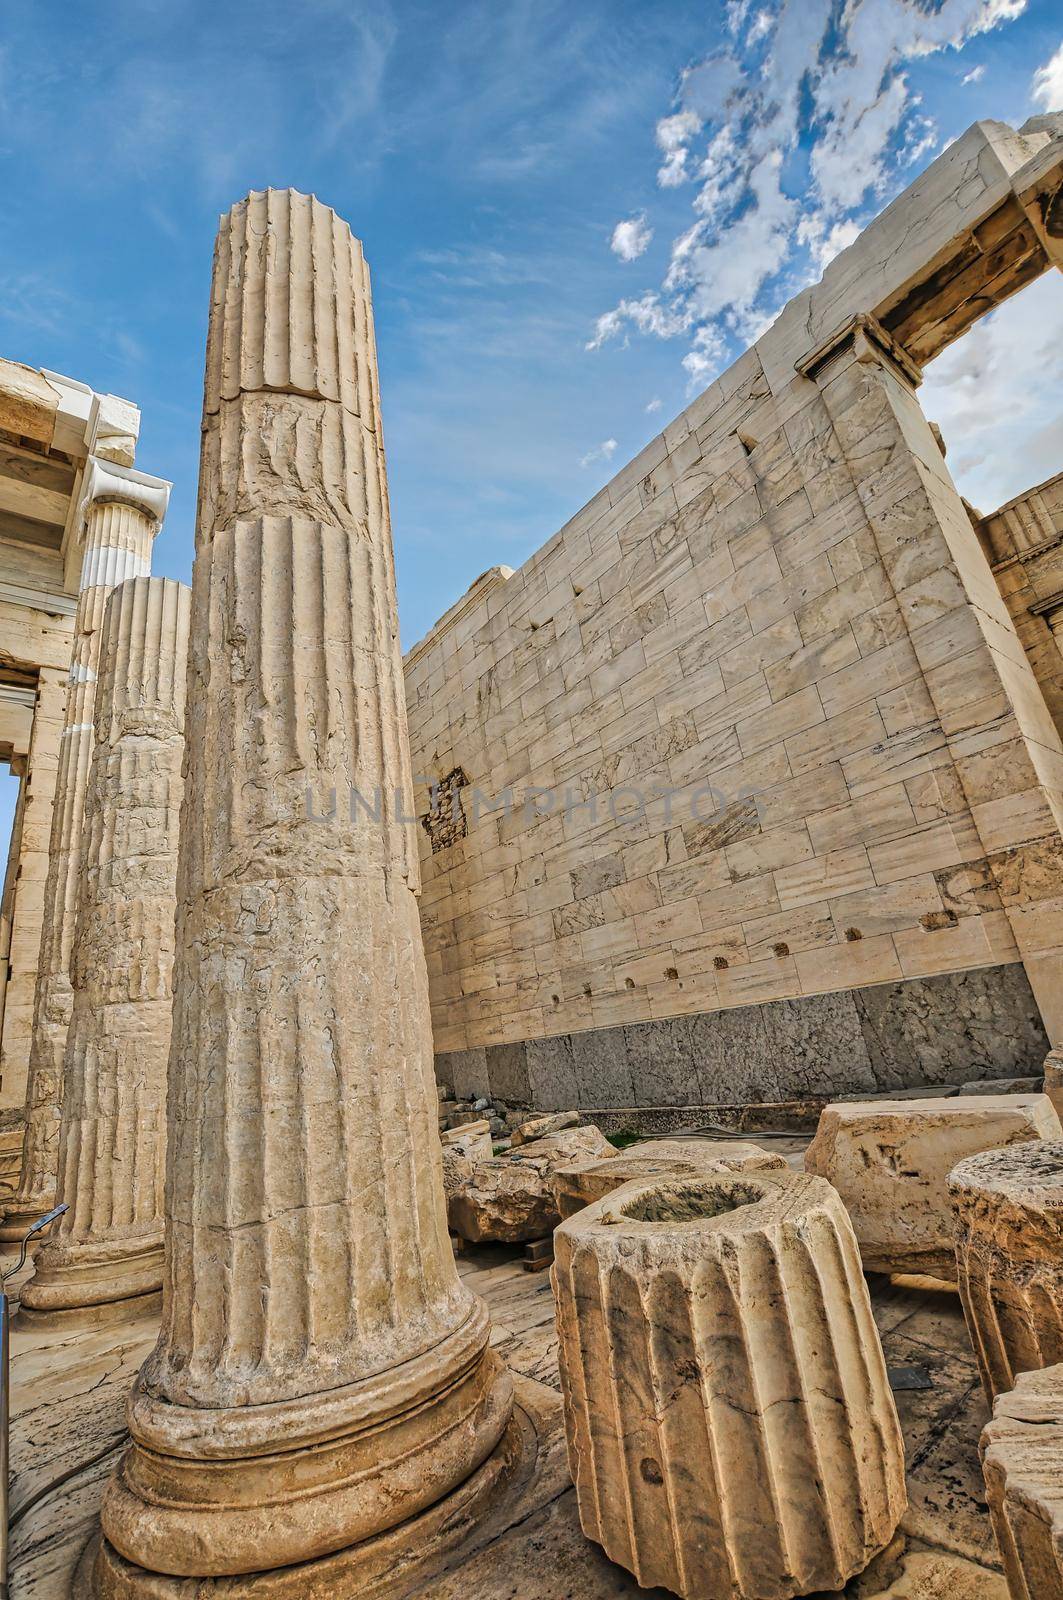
[20,577,189,1324]
[97,190,513,1592]
[0,463,168,1241]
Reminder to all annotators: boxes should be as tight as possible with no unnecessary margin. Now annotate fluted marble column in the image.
[97,191,512,1592]
[1,464,168,1241]
[20,578,189,1324]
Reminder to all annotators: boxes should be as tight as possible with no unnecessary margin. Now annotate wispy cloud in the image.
[921,272,1063,515]
[1032,42,1063,109]
[610,213,653,261]
[962,62,986,83]
[588,0,1029,386]
[579,437,618,468]
[645,396,662,413]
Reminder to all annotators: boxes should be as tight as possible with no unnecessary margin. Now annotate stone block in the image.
[805,1094,1061,1278]
[440,1121,493,1162]
[551,1138,785,1220]
[1045,1049,1063,1124]
[553,1167,906,1598]
[981,1362,1063,1600]
[448,1127,616,1243]
[511,1111,580,1146]
[949,1141,1063,1402]
[486,1042,533,1105]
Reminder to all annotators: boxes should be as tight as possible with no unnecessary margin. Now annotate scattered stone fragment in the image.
[981,1361,1063,1600]
[448,1126,615,1243]
[805,1095,1061,1278]
[949,1140,1063,1401]
[511,1110,581,1146]
[553,1168,906,1597]
[441,1120,493,1162]
[551,1137,785,1220]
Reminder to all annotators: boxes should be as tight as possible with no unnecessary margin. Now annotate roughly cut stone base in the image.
[88,1377,566,1598]
[805,1095,1061,1278]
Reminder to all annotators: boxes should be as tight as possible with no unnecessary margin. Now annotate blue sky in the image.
[1,0,1062,654]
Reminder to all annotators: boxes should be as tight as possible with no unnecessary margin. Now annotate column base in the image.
[18,1234,163,1320]
[0,1190,57,1244]
[16,1288,162,1333]
[89,1376,562,1599]
[99,1304,514,1579]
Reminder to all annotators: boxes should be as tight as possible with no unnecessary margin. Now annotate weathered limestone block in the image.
[2,464,167,1241]
[949,1141,1063,1403]
[440,1120,493,1161]
[553,1169,906,1598]
[805,1095,1061,1278]
[551,1138,785,1221]
[511,1110,580,1145]
[95,191,514,1593]
[981,1362,1063,1600]
[1044,1049,1063,1124]
[449,1126,615,1243]
[20,577,189,1325]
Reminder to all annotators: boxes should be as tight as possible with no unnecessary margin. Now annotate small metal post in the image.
[0,1202,67,1597]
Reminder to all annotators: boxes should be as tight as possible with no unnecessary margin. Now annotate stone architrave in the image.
[553,1169,907,1599]
[981,1362,1063,1599]
[551,1138,786,1220]
[1,462,168,1241]
[19,578,189,1325]
[949,1141,1063,1403]
[804,1095,1062,1278]
[95,190,514,1592]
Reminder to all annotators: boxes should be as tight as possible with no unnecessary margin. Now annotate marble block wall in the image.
[437,964,1049,1109]
[404,119,1063,1110]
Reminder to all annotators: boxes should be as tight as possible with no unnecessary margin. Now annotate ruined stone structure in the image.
[950,1140,1063,1403]
[0,460,169,1240]
[0,360,162,1196]
[982,1362,1063,1599]
[95,189,514,1593]
[405,117,1063,1115]
[552,1169,907,1597]
[19,576,189,1324]
[550,1136,784,1220]
[804,1094,1061,1278]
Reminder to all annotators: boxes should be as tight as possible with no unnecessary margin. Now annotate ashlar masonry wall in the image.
[404,117,1063,1111]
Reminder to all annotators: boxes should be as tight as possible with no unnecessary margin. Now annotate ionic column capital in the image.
[80,457,172,533]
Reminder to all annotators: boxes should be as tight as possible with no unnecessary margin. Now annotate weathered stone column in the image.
[19,577,189,1324]
[0,464,168,1241]
[949,1141,1063,1403]
[97,190,512,1591]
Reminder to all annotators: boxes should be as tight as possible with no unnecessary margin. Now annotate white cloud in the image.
[590,0,1029,389]
[645,396,663,413]
[610,213,653,261]
[962,62,985,83]
[920,272,1063,515]
[579,438,619,468]
[655,109,701,187]
[682,325,727,390]
[1032,43,1063,110]
[585,291,691,351]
